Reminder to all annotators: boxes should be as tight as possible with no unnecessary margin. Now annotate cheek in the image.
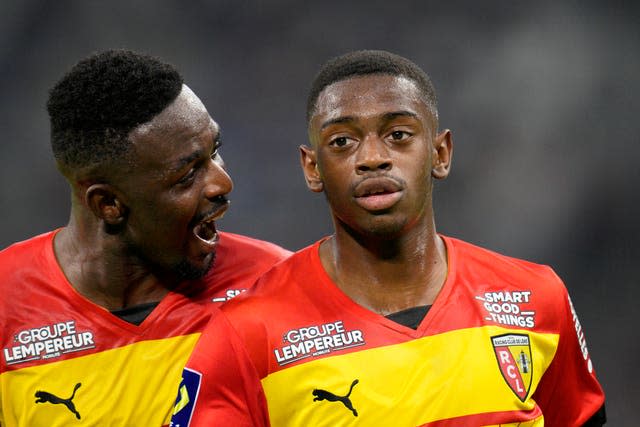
[319,167,352,199]
[160,203,194,229]
[136,196,193,230]
[406,148,432,178]
[322,180,358,219]
[318,153,352,181]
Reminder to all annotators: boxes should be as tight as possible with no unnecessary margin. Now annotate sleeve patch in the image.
[170,367,202,427]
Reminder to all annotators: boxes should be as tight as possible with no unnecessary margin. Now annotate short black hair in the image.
[307,50,437,124]
[47,49,184,171]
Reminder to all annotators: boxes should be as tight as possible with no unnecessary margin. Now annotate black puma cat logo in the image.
[34,382,82,419]
[312,379,359,417]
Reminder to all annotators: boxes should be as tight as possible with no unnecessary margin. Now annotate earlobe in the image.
[299,145,324,192]
[431,129,453,180]
[86,184,127,226]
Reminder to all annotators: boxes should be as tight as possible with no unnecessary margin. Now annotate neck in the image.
[320,219,448,316]
[53,214,171,311]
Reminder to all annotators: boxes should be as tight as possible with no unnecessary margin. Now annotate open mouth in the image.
[193,203,229,245]
[194,220,218,244]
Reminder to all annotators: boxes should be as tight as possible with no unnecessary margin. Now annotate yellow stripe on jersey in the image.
[487,419,543,427]
[261,326,558,426]
[0,333,200,427]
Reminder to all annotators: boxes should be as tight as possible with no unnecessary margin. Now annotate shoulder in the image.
[446,235,564,289]
[221,241,321,317]
[216,231,292,262]
[0,231,60,324]
[196,232,292,303]
[236,241,319,294]
[444,235,569,322]
[0,231,57,272]
[215,243,321,377]
[192,307,242,351]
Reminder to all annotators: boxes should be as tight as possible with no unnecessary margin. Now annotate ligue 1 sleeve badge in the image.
[170,368,202,427]
[491,333,533,401]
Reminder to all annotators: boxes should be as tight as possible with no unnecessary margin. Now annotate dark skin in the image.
[301,74,453,316]
[53,85,233,311]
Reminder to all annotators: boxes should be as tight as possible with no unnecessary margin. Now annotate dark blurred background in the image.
[1,0,637,423]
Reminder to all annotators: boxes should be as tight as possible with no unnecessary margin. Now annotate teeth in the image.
[208,208,227,223]
[193,204,229,244]
[194,222,217,243]
[193,208,228,244]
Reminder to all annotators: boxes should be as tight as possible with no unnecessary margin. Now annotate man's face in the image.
[305,74,449,239]
[115,84,233,280]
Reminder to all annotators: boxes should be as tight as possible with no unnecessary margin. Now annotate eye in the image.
[178,167,197,185]
[329,136,353,148]
[211,140,222,159]
[389,130,411,141]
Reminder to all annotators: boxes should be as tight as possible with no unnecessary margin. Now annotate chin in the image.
[341,217,406,241]
[362,215,407,236]
[173,252,216,281]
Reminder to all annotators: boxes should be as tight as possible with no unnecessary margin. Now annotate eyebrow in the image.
[319,110,419,131]
[382,111,419,121]
[170,151,202,173]
[320,116,355,131]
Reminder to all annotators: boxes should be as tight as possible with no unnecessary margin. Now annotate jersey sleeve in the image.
[169,310,270,427]
[532,277,605,426]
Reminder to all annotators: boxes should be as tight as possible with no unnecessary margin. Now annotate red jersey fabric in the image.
[0,229,290,426]
[173,235,604,426]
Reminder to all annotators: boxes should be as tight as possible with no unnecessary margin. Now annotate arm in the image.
[582,405,607,426]
[169,311,270,427]
[533,284,606,426]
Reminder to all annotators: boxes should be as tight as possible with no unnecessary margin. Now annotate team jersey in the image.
[0,229,290,427]
[172,235,605,427]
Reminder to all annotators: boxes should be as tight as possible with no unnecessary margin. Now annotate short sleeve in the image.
[533,282,605,426]
[169,310,270,427]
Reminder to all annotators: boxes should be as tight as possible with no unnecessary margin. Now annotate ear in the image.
[431,129,453,180]
[299,145,324,192]
[85,184,128,226]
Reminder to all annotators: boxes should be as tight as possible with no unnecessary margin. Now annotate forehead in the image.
[128,84,217,165]
[311,74,431,127]
[132,84,214,142]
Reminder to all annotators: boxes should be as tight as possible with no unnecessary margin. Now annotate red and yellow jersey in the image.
[198,231,292,305]
[0,230,290,427]
[174,235,604,426]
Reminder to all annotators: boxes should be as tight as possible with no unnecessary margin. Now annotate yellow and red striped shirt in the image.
[175,235,604,426]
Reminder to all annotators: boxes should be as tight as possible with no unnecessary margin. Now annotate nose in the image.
[355,136,392,174]
[203,156,233,199]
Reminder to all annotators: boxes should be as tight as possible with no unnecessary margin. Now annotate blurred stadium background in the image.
[1,1,637,424]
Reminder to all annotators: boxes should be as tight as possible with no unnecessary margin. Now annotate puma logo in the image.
[312,379,359,417]
[34,382,82,419]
